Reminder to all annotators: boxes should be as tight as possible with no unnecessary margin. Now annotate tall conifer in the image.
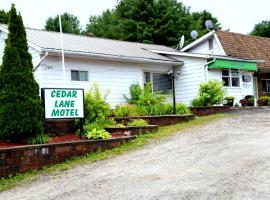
[0,4,44,140]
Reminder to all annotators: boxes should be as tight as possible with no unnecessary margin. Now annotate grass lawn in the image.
[0,113,231,192]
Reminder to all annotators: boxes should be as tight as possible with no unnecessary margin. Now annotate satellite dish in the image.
[190,30,198,40]
[205,20,214,30]
[179,35,185,49]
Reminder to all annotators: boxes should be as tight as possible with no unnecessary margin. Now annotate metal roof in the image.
[26,27,180,64]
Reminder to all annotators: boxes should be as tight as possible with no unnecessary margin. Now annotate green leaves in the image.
[85,0,221,47]
[191,80,226,107]
[45,12,81,34]
[251,20,270,37]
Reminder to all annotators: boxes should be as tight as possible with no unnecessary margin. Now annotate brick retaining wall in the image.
[114,114,195,126]
[190,106,230,116]
[0,136,134,177]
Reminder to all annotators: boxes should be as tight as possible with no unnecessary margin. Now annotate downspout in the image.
[203,58,216,82]
[33,52,48,72]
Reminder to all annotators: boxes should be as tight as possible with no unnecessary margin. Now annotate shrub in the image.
[176,103,191,114]
[198,80,225,106]
[84,82,110,124]
[113,104,148,117]
[164,103,190,114]
[191,80,225,107]
[127,119,148,126]
[0,5,44,141]
[85,128,111,140]
[240,99,248,106]
[257,96,270,106]
[124,83,143,104]
[27,134,49,145]
[191,96,205,107]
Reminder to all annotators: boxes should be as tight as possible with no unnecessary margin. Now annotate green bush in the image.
[27,134,49,145]
[191,80,225,106]
[191,96,205,107]
[113,104,148,117]
[84,82,110,124]
[124,83,143,104]
[0,5,44,141]
[127,119,148,126]
[84,128,111,140]
[176,103,191,114]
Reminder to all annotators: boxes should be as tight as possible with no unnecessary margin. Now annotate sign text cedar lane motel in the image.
[42,88,84,119]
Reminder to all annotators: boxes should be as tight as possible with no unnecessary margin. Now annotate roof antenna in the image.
[190,30,198,40]
[176,35,185,51]
[205,20,214,31]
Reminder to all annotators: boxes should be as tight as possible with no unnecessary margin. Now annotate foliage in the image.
[225,96,235,100]
[127,119,148,127]
[85,0,221,47]
[0,4,44,141]
[27,134,49,145]
[113,104,148,117]
[257,96,270,106]
[0,10,9,24]
[84,82,110,124]
[124,83,143,104]
[191,96,206,107]
[164,103,190,115]
[251,20,270,38]
[191,80,225,107]
[45,12,81,34]
[84,127,111,140]
[239,99,248,107]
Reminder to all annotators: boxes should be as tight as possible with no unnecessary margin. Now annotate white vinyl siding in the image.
[169,56,207,105]
[37,56,172,107]
[188,37,226,56]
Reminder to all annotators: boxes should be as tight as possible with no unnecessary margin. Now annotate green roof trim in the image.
[208,59,257,71]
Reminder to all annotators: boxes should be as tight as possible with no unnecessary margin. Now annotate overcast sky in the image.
[1,0,270,34]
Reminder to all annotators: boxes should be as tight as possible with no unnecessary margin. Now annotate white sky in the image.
[1,0,270,34]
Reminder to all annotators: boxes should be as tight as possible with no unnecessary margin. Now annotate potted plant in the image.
[240,99,248,107]
[247,97,254,106]
[224,96,235,106]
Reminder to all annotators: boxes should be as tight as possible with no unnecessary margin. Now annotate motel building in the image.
[0,24,267,107]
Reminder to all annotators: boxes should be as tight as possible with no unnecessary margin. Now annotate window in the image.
[222,69,240,87]
[71,70,88,81]
[208,38,213,50]
[261,79,270,93]
[144,72,172,94]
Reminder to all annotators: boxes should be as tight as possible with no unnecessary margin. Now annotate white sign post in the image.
[41,88,84,135]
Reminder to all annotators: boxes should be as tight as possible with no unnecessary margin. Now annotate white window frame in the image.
[71,70,88,81]
[144,71,172,94]
[261,79,270,93]
[222,69,240,88]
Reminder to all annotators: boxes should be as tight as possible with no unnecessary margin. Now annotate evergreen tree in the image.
[0,4,44,141]
[0,10,9,24]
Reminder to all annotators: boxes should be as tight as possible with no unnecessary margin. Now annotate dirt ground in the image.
[1,108,270,200]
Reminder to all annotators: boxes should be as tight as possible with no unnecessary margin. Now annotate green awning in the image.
[208,59,257,71]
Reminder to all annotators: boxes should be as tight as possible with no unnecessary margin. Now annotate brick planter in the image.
[114,114,195,126]
[190,106,230,116]
[0,136,134,177]
[105,125,158,136]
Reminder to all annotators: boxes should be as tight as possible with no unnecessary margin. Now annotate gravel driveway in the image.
[2,108,270,200]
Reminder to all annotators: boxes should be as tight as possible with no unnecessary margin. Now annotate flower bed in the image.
[114,114,194,126]
[0,136,134,177]
[105,125,158,136]
[190,106,230,116]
